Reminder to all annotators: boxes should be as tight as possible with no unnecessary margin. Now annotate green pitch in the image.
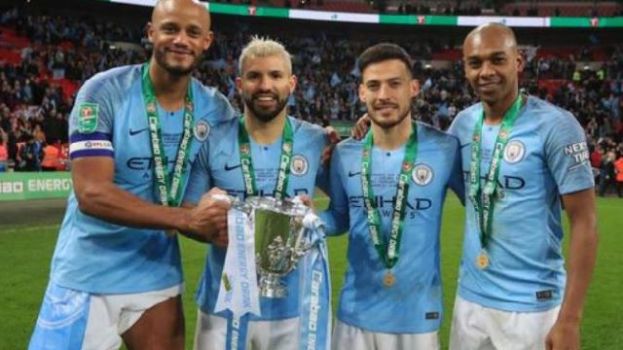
[1,196,622,349]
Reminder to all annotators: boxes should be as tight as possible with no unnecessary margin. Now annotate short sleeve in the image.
[183,141,212,205]
[319,146,350,236]
[544,112,594,195]
[448,137,465,204]
[314,130,330,194]
[68,74,115,159]
[195,84,237,125]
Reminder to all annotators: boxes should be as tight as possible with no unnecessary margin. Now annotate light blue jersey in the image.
[184,116,328,320]
[51,64,235,294]
[448,95,594,312]
[320,122,463,333]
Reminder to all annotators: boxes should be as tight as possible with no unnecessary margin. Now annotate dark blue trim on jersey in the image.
[70,149,114,160]
[69,132,112,143]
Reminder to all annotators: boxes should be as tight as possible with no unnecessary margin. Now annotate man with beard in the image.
[183,37,329,350]
[29,1,233,349]
[448,23,597,350]
[320,43,463,349]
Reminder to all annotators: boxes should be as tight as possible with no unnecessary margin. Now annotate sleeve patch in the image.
[77,102,100,134]
[563,142,590,167]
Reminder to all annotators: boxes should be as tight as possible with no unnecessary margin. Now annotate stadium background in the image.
[0,0,622,348]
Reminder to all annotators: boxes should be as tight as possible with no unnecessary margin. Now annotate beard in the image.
[368,104,411,129]
[153,47,199,76]
[242,92,289,123]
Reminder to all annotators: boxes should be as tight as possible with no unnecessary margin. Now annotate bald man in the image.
[447,23,597,350]
[28,1,235,349]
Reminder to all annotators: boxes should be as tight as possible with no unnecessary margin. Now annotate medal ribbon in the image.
[469,95,523,249]
[141,63,194,207]
[361,123,418,269]
[217,207,261,350]
[238,117,294,200]
[298,213,332,350]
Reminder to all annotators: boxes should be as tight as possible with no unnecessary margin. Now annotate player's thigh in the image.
[375,329,439,350]
[332,320,373,350]
[248,317,299,350]
[120,285,184,350]
[28,282,120,350]
[193,311,228,350]
[332,320,437,350]
[490,305,560,350]
[193,312,298,350]
[449,296,495,350]
[450,296,560,350]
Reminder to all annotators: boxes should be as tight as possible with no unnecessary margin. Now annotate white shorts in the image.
[449,296,560,350]
[332,319,440,350]
[29,282,182,350]
[193,310,299,350]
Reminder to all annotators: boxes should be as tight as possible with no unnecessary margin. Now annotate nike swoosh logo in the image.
[348,171,361,177]
[460,142,471,149]
[224,164,242,171]
[129,127,149,136]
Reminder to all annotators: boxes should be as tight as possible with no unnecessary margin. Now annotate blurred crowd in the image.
[0,5,622,195]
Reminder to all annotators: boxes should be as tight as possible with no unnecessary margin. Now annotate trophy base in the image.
[259,273,287,298]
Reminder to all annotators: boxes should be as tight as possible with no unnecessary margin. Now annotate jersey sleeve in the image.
[315,131,331,194]
[68,74,115,159]
[315,163,330,194]
[211,91,236,123]
[319,146,349,236]
[543,112,594,195]
[183,141,212,205]
[447,111,464,138]
[447,108,475,146]
[448,137,466,205]
[197,84,237,125]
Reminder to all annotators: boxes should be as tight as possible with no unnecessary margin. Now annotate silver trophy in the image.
[230,196,313,298]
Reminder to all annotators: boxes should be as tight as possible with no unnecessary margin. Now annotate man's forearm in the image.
[76,181,191,232]
[558,217,598,322]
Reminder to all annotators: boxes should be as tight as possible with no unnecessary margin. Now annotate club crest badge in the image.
[194,120,210,142]
[412,164,433,186]
[504,140,525,164]
[290,155,308,176]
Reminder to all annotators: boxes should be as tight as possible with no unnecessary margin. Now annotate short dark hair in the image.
[357,43,413,78]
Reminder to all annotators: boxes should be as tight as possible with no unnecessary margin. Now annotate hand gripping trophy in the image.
[214,194,332,350]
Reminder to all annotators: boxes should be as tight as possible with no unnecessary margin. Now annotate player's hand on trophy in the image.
[298,195,314,210]
[188,187,231,244]
[352,113,370,140]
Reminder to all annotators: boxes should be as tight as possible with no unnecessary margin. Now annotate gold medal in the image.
[476,251,489,269]
[383,271,396,287]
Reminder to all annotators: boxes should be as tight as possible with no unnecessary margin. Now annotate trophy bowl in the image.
[245,196,311,298]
